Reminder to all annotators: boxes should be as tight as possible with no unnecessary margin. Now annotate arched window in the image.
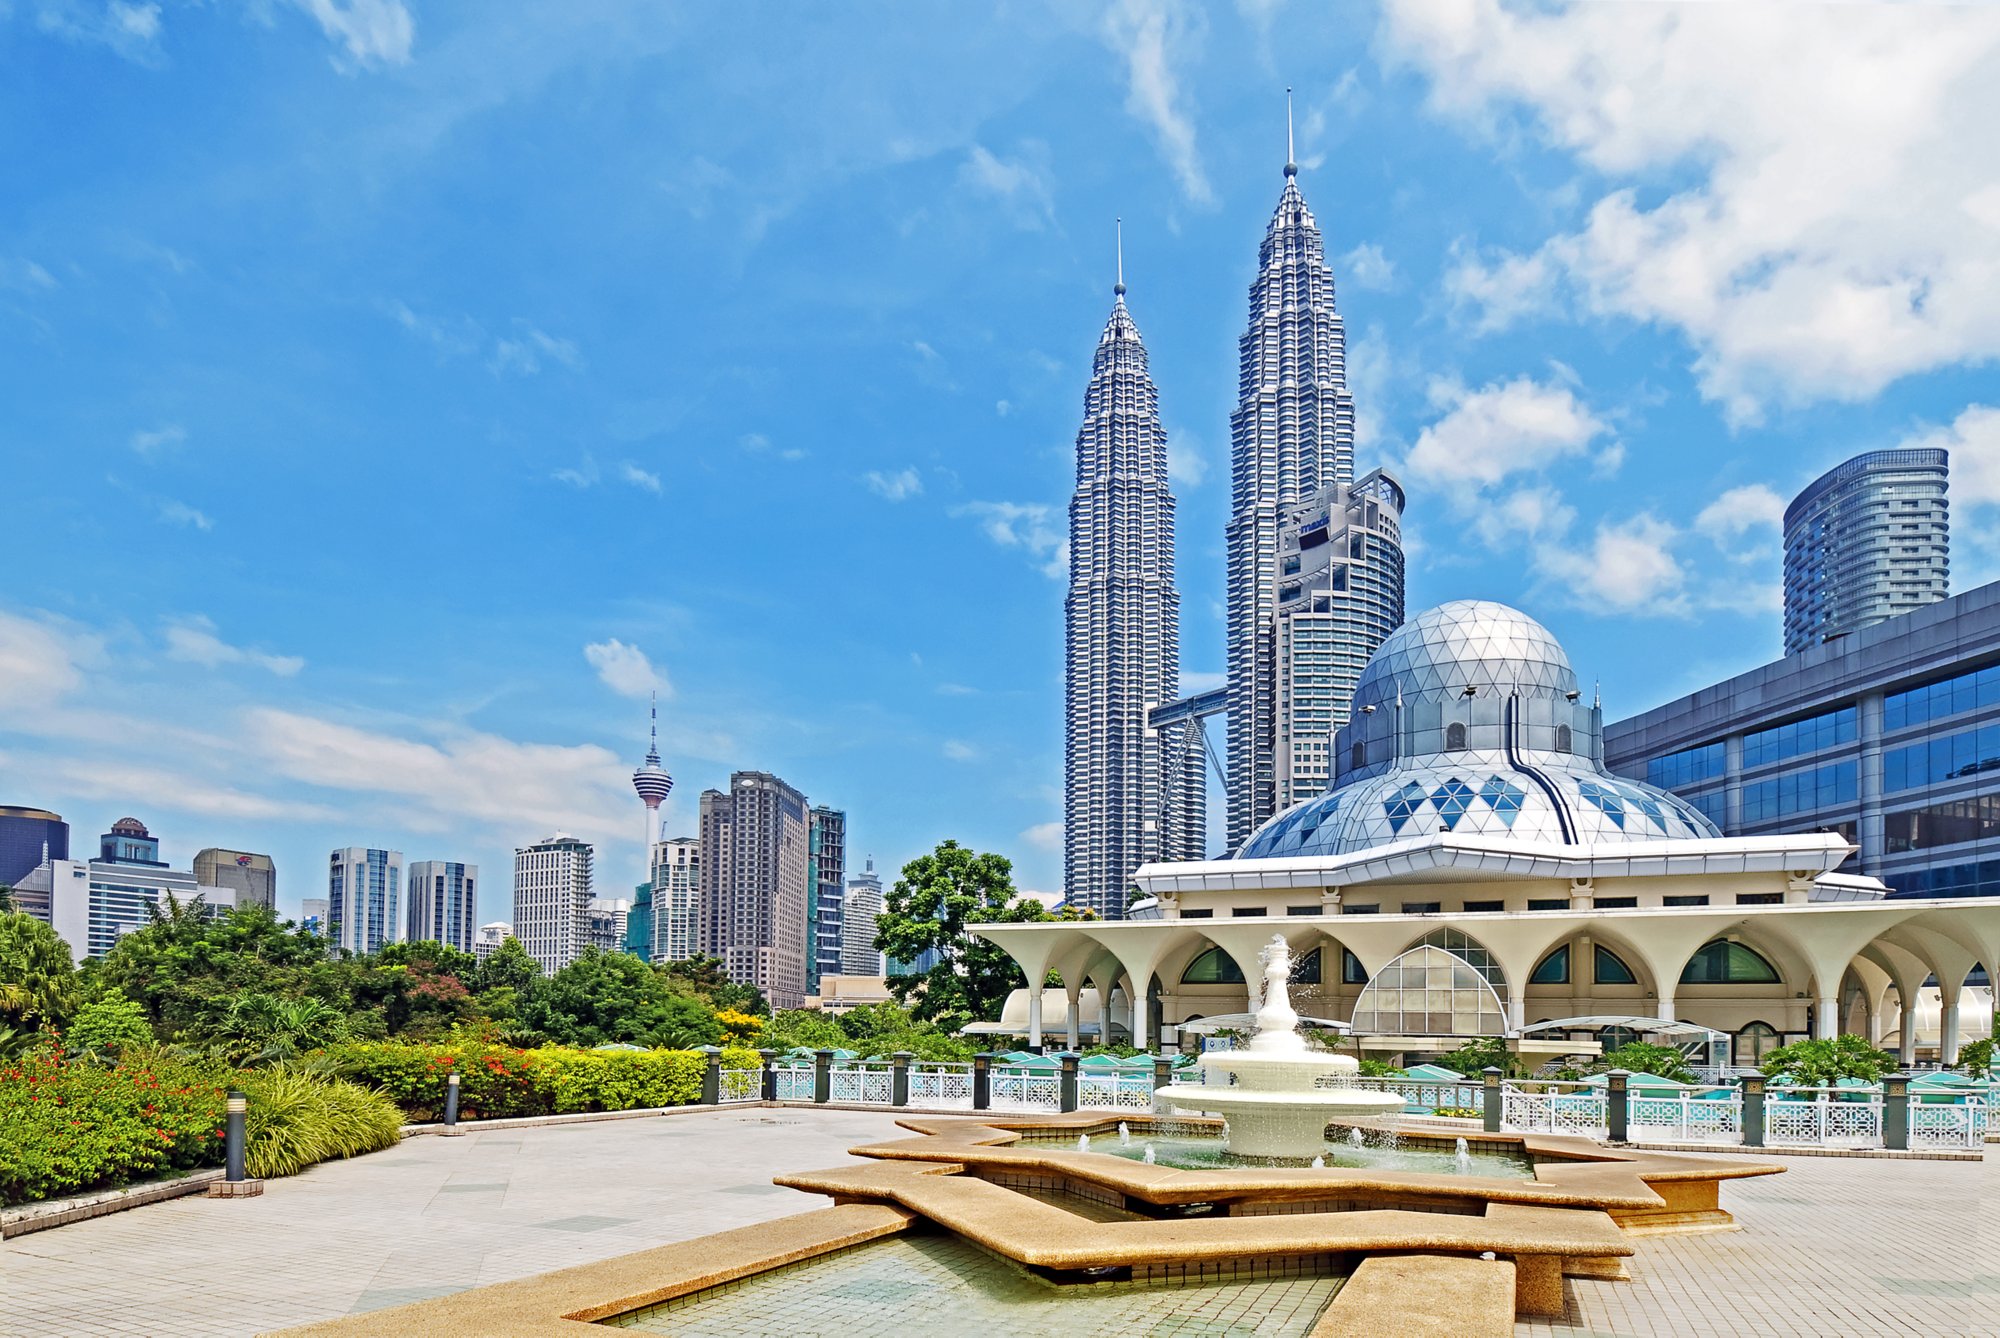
[1554,724,1573,753]
[1350,944,1506,1037]
[1293,947,1323,985]
[1414,928,1505,988]
[1351,742,1367,772]
[1180,947,1246,985]
[1593,945,1637,985]
[1680,940,1782,985]
[1529,944,1570,985]
[1445,722,1468,751]
[1341,948,1368,985]
[1598,1024,1639,1051]
[1733,1021,1780,1066]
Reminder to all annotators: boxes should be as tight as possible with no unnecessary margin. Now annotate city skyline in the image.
[4,5,1999,918]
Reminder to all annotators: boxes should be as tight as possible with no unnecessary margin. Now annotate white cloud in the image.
[1905,404,2000,508]
[2,258,59,292]
[1101,0,1213,205]
[156,499,213,531]
[1166,427,1208,489]
[864,467,923,502]
[130,423,185,456]
[1535,514,1687,615]
[583,639,670,700]
[1404,376,1610,492]
[959,144,1055,229]
[1383,0,2000,419]
[1694,484,1786,550]
[935,683,979,697]
[289,0,414,69]
[740,433,807,462]
[995,400,1012,417]
[163,615,304,677]
[942,739,978,762]
[35,0,162,64]
[1340,242,1397,291]
[491,324,581,377]
[618,461,662,494]
[0,610,92,709]
[952,500,1068,578]
[1021,820,1063,853]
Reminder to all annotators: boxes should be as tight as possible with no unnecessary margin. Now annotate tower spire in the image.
[1285,86,1297,177]
[1114,216,1125,297]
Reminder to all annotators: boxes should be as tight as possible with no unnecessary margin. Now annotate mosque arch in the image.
[1350,943,1507,1037]
[1680,939,1783,985]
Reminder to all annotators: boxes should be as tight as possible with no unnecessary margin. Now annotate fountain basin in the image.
[1156,1080,1405,1158]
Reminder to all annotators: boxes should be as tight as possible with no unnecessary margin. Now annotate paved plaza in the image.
[2,1108,1992,1337]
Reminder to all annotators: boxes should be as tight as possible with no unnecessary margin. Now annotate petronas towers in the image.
[1063,109,1403,915]
[1063,239,1203,917]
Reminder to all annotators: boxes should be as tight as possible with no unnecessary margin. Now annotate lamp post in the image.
[206,1089,264,1199]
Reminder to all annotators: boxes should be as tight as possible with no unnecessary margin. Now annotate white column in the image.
[1655,994,1677,1024]
[1816,996,1839,1040]
[1899,994,1918,1065]
[1128,978,1150,1052]
[1066,997,1081,1050]
[1941,995,1962,1066]
[1506,995,1525,1034]
[1028,988,1043,1051]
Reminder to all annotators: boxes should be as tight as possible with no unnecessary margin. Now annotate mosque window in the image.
[1679,940,1782,985]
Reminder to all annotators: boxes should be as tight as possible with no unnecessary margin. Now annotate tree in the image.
[1958,1035,1995,1075]
[215,993,350,1065]
[472,936,543,995]
[873,840,1049,1029]
[657,953,767,1015]
[1759,1034,1894,1087]
[0,911,78,1034]
[1595,1042,1696,1083]
[88,901,334,1038]
[523,949,721,1049]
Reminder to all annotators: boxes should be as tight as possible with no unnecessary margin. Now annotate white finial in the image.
[1114,216,1125,297]
[1285,87,1297,177]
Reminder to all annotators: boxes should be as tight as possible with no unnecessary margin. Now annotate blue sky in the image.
[4,1,1998,920]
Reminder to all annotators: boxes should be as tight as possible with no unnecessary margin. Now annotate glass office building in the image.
[1782,448,1948,655]
[1606,580,2000,898]
[0,806,68,896]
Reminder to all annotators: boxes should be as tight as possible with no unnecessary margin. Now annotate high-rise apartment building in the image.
[405,860,477,953]
[512,833,593,973]
[698,771,810,1009]
[472,921,513,961]
[0,806,67,892]
[39,815,237,961]
[1273,469,1406,810]
[586,897,630,954]
[807,806,846,992]
[193,848,276,912]
[1224,117,1358,846]
[1062,238,1201,917]
[840,857,885,977]
[327,847,402,956]
[1783,449,1950,655]
[652,837,700,961]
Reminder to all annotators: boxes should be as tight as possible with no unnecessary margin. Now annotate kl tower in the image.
[632,692,673,856]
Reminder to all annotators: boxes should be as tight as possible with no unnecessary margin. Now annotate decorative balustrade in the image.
[989,1070,1062,1112]
[1910,1097,1985,1149]
[1076,1074,1156,1111]
[1346,1077,1484,1113]
[1763,1090,1882,1146]
[904,1065,975,1108]
[718,1068,761,1104]
[827,1066,895,1105]
[1626,1091,1742,1142]
[773,1067,815,1102]
[1500,1083,1608,1138]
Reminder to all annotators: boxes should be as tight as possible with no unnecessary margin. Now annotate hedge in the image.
[0,1043,226,1206]
[324,1041,763,1121]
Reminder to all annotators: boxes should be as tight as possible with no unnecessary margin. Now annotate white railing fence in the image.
[718,1067,760,1103]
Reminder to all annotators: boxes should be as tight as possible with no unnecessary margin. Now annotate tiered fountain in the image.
[1158,934,1403,1159]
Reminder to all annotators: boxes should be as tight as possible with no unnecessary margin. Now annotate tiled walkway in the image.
[2,1109,1990,1337]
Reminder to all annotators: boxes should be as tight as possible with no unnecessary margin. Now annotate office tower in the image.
[405,860,477,953]
[1062,228,1201,918]
[586,897,630,954]
[0,806,68,892]
[1224,102,1357,846]
[43,817,237,962]
[624,880,655,958]
[472,921,514,961]
[807,806,846,993]
[1783,449,1950,654]
[1273,469,1407,810]
[193,848,276,912]
[698,771,810,1009]
[327,847,403,956]
[512,833,593,973]
[840,857,886,977]
[652,837,700,962]
[300,898,329,936]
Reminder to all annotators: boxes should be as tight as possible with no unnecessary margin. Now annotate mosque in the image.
[974,601,2000,1068]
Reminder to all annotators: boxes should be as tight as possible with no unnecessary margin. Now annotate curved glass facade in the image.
[1782,448,1948,655]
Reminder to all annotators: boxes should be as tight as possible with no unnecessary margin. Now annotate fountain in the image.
[1347,1127,1365,1149]
[1077,1133,1091,1153]
[1310,1155,1324,1169]
[1158,935,1403,1160]
[1142,1144,1156,1164]
[1454,1138,1473,1175]
[1118,1121,1131,1145]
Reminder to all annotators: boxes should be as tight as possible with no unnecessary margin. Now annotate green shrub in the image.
[1760,1034,1894,1087]
[238,1068,402,1178]
[1957,1036,1994,1075]
[533,1048,704,1113]
[1595,1042,1696,1083]
[324,1041,748,1120]
[0,1041,226,1206]
[67,994,155,1057]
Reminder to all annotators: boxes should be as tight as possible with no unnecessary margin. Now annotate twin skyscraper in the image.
[1062,108,1408,917]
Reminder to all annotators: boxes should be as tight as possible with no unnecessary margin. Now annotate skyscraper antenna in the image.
[1114,216,1125,297]
[650,689,658,746]
[1285,87,1297,177]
